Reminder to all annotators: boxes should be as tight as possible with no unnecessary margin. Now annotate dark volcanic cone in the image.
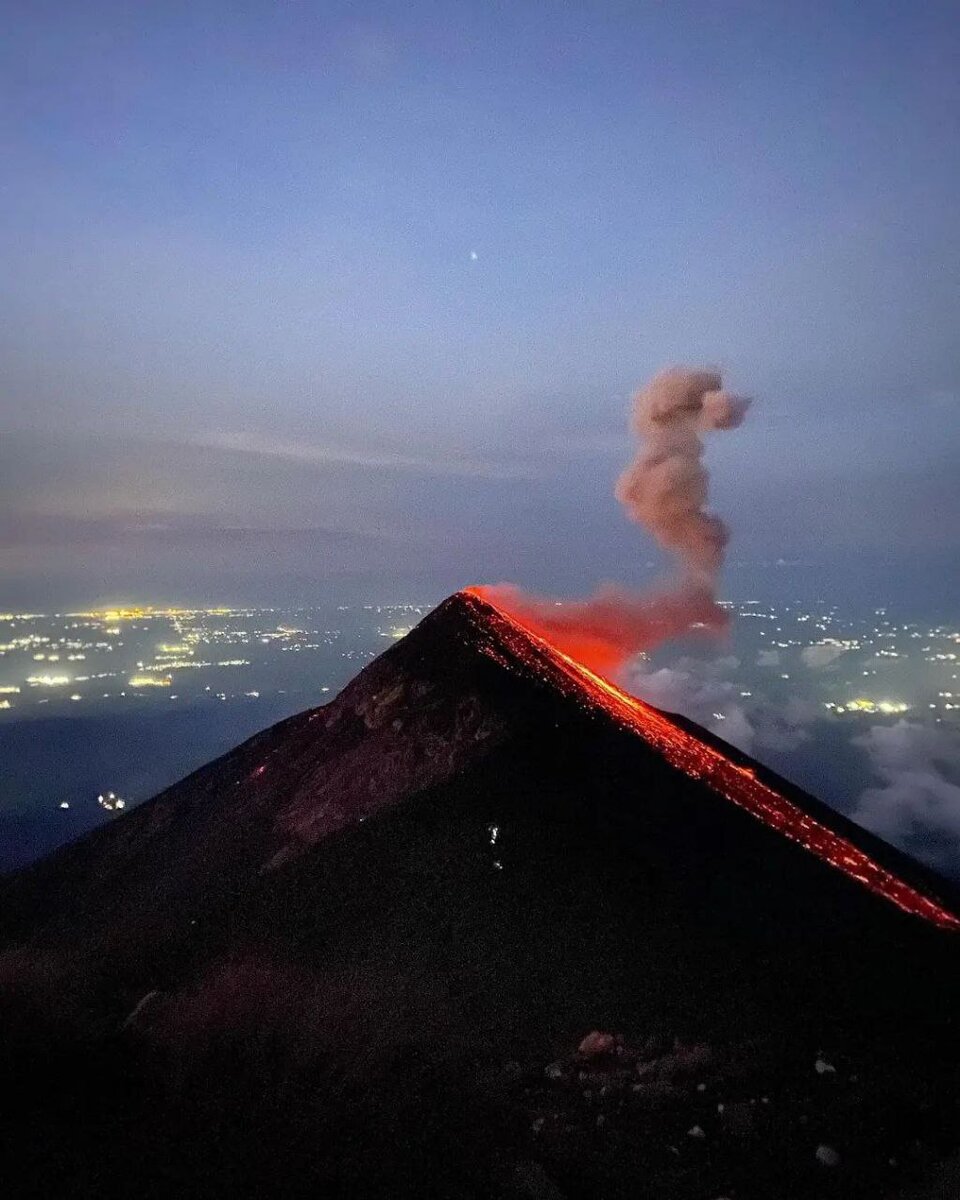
[2,590,960,1199]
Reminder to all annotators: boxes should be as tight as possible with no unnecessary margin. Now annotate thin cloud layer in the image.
[196,432,538,481]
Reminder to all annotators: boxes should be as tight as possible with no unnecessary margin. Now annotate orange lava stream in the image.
[464,588,960,933]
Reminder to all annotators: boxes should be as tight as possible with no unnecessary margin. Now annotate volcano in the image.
[2,589,960,1200]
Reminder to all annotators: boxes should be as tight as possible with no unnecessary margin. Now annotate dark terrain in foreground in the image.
[2,590,959,1198]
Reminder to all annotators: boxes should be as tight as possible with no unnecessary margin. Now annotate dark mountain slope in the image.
[1,590,959,1199]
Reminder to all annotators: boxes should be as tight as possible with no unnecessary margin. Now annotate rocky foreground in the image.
[2,592,959,1197]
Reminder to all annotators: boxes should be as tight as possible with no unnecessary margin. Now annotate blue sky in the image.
[1,0,958,607]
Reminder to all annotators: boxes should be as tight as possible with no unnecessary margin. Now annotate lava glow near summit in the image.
[463,587,960,933]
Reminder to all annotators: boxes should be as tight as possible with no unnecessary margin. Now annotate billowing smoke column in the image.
[478,368,750,674]
[615,368,750,579]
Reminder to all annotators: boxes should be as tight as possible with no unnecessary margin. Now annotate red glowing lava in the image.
[471,582,728,675]
[462,587,960,933]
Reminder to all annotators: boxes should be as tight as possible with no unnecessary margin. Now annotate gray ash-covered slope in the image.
[2,590,960,1200]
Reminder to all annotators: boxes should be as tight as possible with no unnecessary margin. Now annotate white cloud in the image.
[627,656,814,756]
[852,721,960,865]
[801,643,846,669]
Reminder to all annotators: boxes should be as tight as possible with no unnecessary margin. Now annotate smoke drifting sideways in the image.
[478,369,751,675]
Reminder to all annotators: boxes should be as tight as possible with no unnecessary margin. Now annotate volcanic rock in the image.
[1,589,959,1198]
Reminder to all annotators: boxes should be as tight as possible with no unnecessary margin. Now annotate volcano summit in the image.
[2,590,960,1199]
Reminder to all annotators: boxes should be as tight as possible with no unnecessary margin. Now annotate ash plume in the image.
[615,368,750,580]
[480,368,750,673]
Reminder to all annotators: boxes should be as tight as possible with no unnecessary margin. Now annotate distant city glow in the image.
[381,625,413,640]
[3,604,958,725]
[825,699,911,715]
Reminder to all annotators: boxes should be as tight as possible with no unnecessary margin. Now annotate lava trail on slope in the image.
[462,587,960,932]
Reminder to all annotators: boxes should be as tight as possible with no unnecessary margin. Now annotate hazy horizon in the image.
[2,1,958,611]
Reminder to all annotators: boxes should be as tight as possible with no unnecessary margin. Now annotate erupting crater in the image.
[463,586,960,933]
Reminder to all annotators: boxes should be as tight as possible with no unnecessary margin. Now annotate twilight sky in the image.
[2,0,958,609]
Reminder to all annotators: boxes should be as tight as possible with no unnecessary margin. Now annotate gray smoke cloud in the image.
[480,368,751,673]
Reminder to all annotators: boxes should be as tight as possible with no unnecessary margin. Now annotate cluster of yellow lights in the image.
[824,698,910,715]
[68,606,235,621]
[145,659,207,670]
[127,674,172,688]
[26,674,71,687]
[381,626,414,640]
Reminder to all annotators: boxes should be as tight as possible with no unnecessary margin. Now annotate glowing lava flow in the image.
[462,588,960,932]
